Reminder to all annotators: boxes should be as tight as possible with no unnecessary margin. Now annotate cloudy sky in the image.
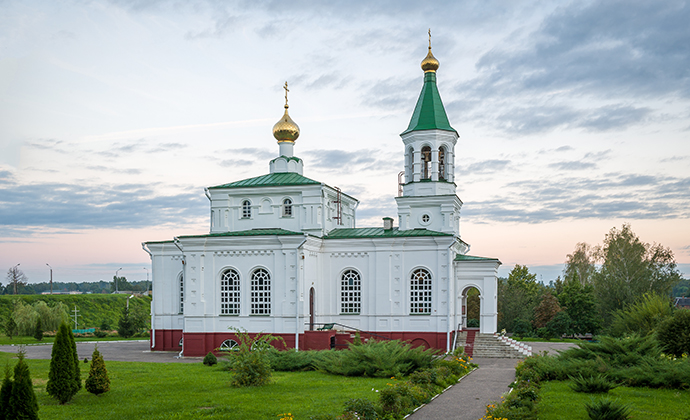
[1,0,689,285]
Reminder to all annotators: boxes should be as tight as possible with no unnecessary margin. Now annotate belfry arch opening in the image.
[460,286,481,330]
[438,146,446,180]
[421,146,431,179]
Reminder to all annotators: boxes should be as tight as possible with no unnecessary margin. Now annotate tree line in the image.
[494,224,685,337]
[1,274,150,295]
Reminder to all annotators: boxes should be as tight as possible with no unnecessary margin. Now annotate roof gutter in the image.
[142,243,154,349]
[295,235,308,351]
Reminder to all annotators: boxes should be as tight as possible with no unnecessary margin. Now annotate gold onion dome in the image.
[421,29,439,72]
[272,82,300,142]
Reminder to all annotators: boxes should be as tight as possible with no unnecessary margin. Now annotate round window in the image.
[422,214,430,223]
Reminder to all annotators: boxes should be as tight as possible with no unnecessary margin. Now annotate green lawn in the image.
[539,380,690,420]
[1,352,390,420]
[0,335,147,346]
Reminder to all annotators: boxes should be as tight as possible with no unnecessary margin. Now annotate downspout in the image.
[173,237,185,358]
[296,235,308,351]
[142,242,154,349]
[446,242,454,354]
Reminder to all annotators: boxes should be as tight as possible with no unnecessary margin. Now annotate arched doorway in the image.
[460,286,482,330]
[309,287,315,331]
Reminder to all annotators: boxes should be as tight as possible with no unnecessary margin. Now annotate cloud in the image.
[548,161,597,171]
[578,105,652,131]
[360,77,418,111]
[304,149,401,173]
[461,159,511,174]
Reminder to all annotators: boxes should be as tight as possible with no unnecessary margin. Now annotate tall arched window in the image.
[221,268,240,315]
[242,200,252,219]
[410,268,432,314]
[178,272,184,314]
[438,146,446,180]
[341,269,361,314]
[250,268,271,315]
[282,198,293,217]
[405,146,414,183]
[421,146,431,179]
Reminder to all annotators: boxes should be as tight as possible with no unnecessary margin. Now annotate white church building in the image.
[143,40,501,357]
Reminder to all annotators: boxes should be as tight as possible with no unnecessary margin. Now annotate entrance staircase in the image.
[455,329,530,358]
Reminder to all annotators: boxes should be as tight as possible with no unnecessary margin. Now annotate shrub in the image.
[0,364,13,420]
[68,325,81,391]
[85,346,110,395]
[3,317,17,339]
[47,323,79,404]
[94,330,108,338]
[657,309,690,358]
[203,352,218,366]
[536,327,554,339]
[8,351,39,420]
[547,311,574,337]
[569,374,617,393]
[609,293,674,337]
[224,328,284,387]
[512,318,533,336]
[33,319,43,341]
[117,307,136,338]
[467,318,479,328]
[584,398,631,420]
[343,398,379,419]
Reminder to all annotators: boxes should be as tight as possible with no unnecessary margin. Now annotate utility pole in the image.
[72,305,81,330]
[115,267,122,294]
[46,263,53,294]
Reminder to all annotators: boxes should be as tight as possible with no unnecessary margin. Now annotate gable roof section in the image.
[324,227,453,239]
[454,254,501,262]
[401,72,457,135]
[208,172,321,189]
[178,228,304,239]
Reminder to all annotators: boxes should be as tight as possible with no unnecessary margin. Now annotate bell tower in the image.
[395,31,462,236]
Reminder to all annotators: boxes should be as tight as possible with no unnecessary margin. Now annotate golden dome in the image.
[421,28,439,73]
[272,82,300,142]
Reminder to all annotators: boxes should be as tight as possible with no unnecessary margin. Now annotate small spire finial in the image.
[283,81,289,109]
[428,28,432,50]
[421,29,439,73]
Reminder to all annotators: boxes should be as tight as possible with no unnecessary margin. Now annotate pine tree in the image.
[85,346,110,395]
[0,364,13,420]
[3,318,16,339]
[47,323,78,404]
[9,351,39,420]
[33,319,43,342]
[67,326,81,391]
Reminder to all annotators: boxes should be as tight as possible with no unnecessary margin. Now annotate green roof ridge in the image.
[454,254,500,262]
[208,172,321,189]
[402,72,456,135]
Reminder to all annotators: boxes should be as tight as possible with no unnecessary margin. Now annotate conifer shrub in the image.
[85,346,110,395]
[203,352,218,366]
[0,364,13,420]
[569,374,617,393]
[47,323,79,404]
[657,309,690,358]
[117,307,136,338]
[33,318,43,341]
[584,398,631,420]
[9,351,39,420]
[68,325,81,391]
[3,318,16,339]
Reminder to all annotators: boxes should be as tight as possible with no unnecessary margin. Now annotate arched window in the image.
[410,268,432,314]
[421,146,431,179]
[341,269,361,314]
[221,268,240,315]
[178,272,184,314]
[241,200,252,219]
[250,268,271,315]
[439,146,446,180]
[219,339,239,351]
[405,146,414,183]
[282,198,293,217]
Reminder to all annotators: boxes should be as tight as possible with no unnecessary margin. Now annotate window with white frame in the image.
[250,268,271,315]
[410,268,432,314]
[241,200,252,219]
[341,269,361,314]
[221,268,240,315]
[282,198,293,217]
[439,146,446,179]
[178,272,184,314]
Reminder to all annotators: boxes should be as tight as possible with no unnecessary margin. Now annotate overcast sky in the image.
[1,0,689,285]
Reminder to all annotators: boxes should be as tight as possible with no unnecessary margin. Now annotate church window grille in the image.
[179,272,184,314]
[283,198,293,217]
[410,268,432,314]
[422,214,430,223]
[340,269,361,314]
[250,268,271,315]
[219,339,239,351]
[421,146,431,179]
[439,146,446,180]
[242,200,251,219]
[221,268,240,315]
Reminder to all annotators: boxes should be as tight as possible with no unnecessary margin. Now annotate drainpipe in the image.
[446,243,453,354]
[173,237,185,356]
[296,235,308,351]
[141,242,154,349]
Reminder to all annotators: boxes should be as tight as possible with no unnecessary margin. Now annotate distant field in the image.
[0,351,389,420]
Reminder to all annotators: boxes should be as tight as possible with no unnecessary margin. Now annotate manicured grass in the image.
[0,335,147,346]
[1,351,390,420]
[539,380,690,420]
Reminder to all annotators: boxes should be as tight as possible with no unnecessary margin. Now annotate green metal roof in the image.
[454,254,501,262]
[209,172,321,190]
[324,227,453,239]
[402,72,457,135]
[178,228,304,239]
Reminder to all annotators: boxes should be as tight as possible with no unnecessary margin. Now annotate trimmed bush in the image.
[85,346,110,395]
[203,352,218,366]
[569,374,617,393]
[47,323,79,404]
[584,398,631,420]
[9,352,39,420]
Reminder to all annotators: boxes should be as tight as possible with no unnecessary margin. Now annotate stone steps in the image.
[455,332,529,359]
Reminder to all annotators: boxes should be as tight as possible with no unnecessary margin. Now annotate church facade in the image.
[143,41,501,357]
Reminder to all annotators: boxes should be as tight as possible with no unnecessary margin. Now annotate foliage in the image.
[512,318,533,336]
[7,351,39,420]
[224,328,285,387]
[656,308,690,357]
[467,318,480,328]
[584,398,631,420]
[672,278,690,297]
[564,242,597,285]
[47,323,79,404]
[533,293,562,329]
[483,357,540,420]
[203,352,218,366]
[5,266,28,295]
[0,364,12,420]
[68,324,81,391]
[343,398,378,419]
[315,339,439,378]
[33,319,43,341]
[117,307,136,338]
[546,311,574,337]
[498,265,543,333]
[85,346,110,395]
[594,224,682,324]
[466,287,480,321]
[609,293,674,337]
[3,318,16,339]
[569,374,617,393]
[558,280,600,335]
[12,301,38,336]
